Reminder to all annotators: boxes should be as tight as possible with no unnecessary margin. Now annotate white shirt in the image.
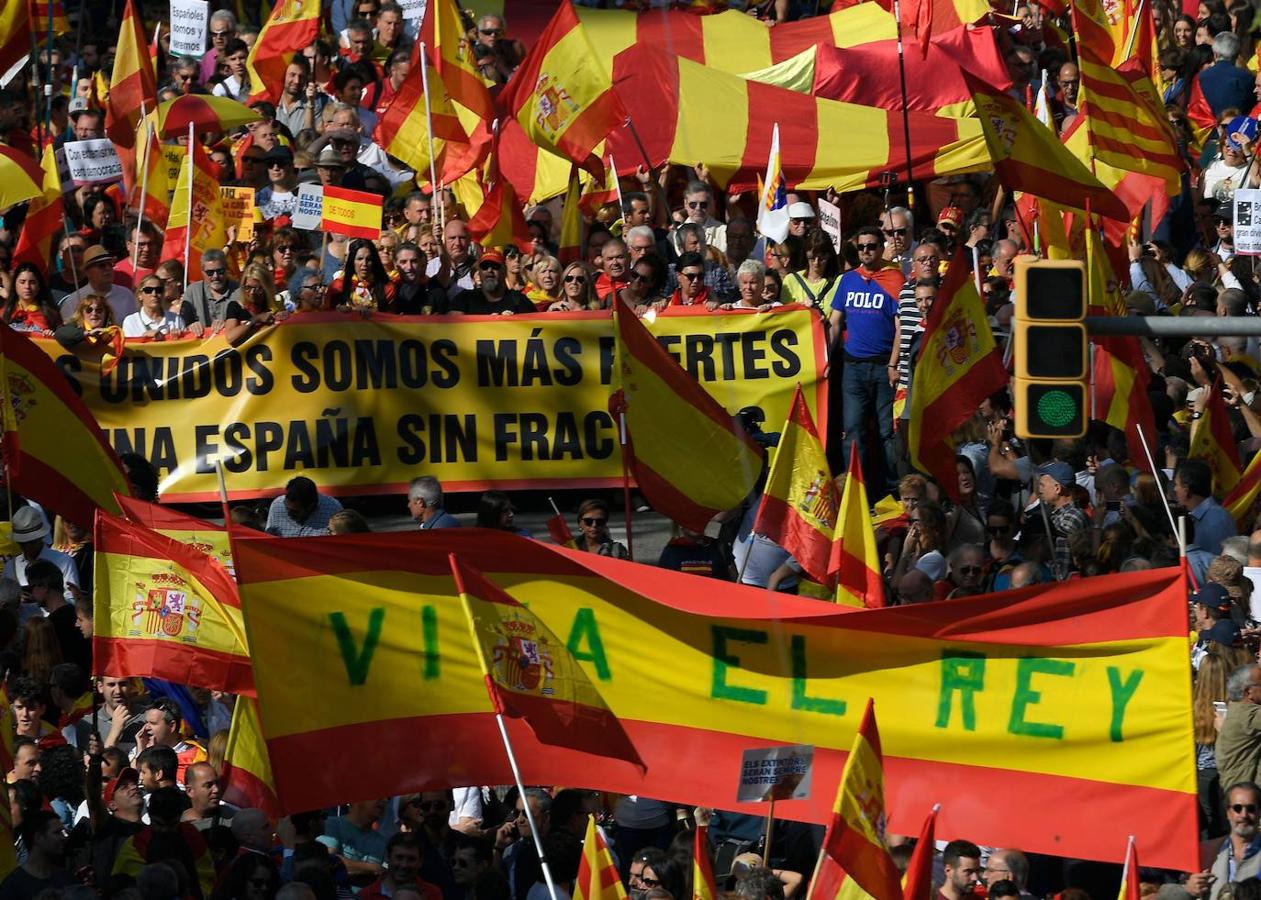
[122,308,185,338]
[59,283,137,323]
[357,139,413,188]
[212,75,247,101]
[258,186,298,220]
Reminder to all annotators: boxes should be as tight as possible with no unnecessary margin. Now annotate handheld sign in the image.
[737,744,814,803]
[169,0,209,57]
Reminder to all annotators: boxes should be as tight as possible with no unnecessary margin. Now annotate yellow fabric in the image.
[1076,56,1181,195]
[1188,386,1242,496]
[167,147,229,259]
[225,696,277,806]
[739,47,818,94]
[834,448,882,609]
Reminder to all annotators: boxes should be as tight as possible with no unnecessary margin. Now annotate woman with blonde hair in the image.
[527,256,562,309]
[54,294,118,352]
[224,263,284,346]
[548,262,598,311]
[1195,646,1234,837]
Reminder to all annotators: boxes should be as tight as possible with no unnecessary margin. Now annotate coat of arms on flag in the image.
[491,612,557,696]
[130,572,203,643]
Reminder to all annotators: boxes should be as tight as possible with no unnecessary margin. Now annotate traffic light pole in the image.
[1085,316,1261,336]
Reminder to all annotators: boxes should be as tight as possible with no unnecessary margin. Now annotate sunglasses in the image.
[479,27,502,35]
[679,270,704,279]
[139,285,162,294]
[564,275,586,284]
[686,201,708,209]
[83,306,107,314]
[957,566,982,575]
[302,283,326,293]
[987,523,1011,534]
[629,272,649,283]
[914,256,940,263]
[1232,804,1259,813]
[856,243,881,251]
[581,517,607,526]
[882,228,908,236]
[275,246,296,253]
[478,262,501,271]
[203,268,226,277]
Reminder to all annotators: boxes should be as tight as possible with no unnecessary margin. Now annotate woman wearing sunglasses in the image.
[574,499,628,559]
[547,262,598,312]
[55,294,118,353]
[121,275,186,340]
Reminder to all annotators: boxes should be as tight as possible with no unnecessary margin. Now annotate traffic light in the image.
[1013,258,1087,439]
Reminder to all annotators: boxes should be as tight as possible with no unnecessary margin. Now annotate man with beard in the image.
[1195,782,1261,898]
[448,251,534,316]
[938,840,982,900]
[0,811,72,899]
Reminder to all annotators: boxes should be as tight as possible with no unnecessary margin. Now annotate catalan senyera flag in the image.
[614,305,764,533]
[501,2,625,178]
[830,441,884,610]
[1189,379,1242,497]
[1118,837,1140,900]
[693,825,718,900]
[28,1,68,37]
[116,495,233,575]
[235,529,1197,869]
[574,815,626,900]
[753,384,837,585]
[450,552,644,768]
[757,123,790,243]
[965,75,1127,221]
[422,0,494,122]
[819,699,901,900]
[160,139,228,282]
[558,167,583,265]
[321,185,384,241]
[908,248,1007,500]
[0,328,127,527]
[901,805,940,900]
[222,696,281,821]
[12,145,63,276]
[94,511,253,694]
[106,0,156,149]
[246,0,321,105]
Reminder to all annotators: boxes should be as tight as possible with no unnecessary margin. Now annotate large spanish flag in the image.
[1189,379,1242,497]
[422,0,494,122]
[106,0,156,149]
[93,511,253,694]
[160,139,228,282]
[222,696,280,821]
[818,699,903,900]
[0,328,127,527]
[575,815,626,900]
[234,528,1198,871]
[13,145,63,276]
[246,0,322,105]
[501,2,625,177]
[116,495,233,575]
[965,75,1127,221]
[753,384,837,586]
[321,185,383,241]
[614,306,764,533]
[830,442,883,610]
[907,249,1007,500]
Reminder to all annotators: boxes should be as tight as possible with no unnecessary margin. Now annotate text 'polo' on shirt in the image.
[832,266,901,357]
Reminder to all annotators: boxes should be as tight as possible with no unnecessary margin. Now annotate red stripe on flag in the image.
[754,494,833,585]
[93,637,256,695]
[746,80,818,188]
[222,762,281,819]
[636,10,705,63]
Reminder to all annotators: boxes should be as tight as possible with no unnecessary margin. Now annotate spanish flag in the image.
[0,328,128,528]
[546,514,579,549]
[321,185,383,241]
[501,1,625,178]
[574,815,625,900]
[1189,379,1242,497]
[134,122,176,227]
[59,691,95,729]
[907,247,1007,501]
[222,696,281,821]
[613,305,764,534]
[28,1,68,37]
[1117,837,1140,900]
[579,156,620,217]
[816,699,901,900]
[466,139,532,253]
[113,825,215,898]
[693,826,718,900]
[0,2,29,77]
[1185,79,1216,156]
[753,384,837,586]
[1225,452,1261,527]
[246,0,322,105]
[830,442,884,609]
[901,805,940,900]
[965,74,1128,221]
[422,0,494,122]
[450,552,644,769]
[13,145,63,277]
[160,139,228,282]
[93,511,254,695]
[117,495,233,575]
[557,167,583,265]
[106,0,156,149]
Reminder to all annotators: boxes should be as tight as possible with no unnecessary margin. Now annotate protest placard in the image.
[293,183,324,230]
[169,0,209,57]
[1234,190,1261,255]
[817,199,842,254]
[737,745,814,803]
[220,186,256,242]
[64,139,123,185]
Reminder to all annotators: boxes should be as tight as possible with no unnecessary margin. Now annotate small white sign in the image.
[817,198,843,255]
[293,183,325,231]
[736,744,814,803]
[399,0,427,21]
[64,139,123,185]
[1234,189,1261,255]
[169,0,209,58]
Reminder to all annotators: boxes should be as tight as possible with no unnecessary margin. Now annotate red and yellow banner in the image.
[223,696,280,820]
[161,140,228,282]
[235,530,1198,871]
[830,442,883,609]
[322,185,384,240]
[246,0,321,105]
[38,310,825,502]
[13,145,64,277]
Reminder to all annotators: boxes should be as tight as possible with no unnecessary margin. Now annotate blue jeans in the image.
[841,360,896,494]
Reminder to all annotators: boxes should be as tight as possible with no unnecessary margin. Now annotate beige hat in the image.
[82,244,114,268]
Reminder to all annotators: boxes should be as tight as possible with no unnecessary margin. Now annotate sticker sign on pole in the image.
[817,199,843,254]
[169,0,209,58]
[293,183,324,231]
[64,139,124,185]
[220,186,256,242]
[1234,189,1261,255]
[737,744,814,803]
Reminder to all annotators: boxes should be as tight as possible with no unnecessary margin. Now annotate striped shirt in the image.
[896,281,923,389]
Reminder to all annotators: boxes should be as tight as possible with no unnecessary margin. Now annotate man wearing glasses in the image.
[179,249,241,330]
[448,250,535,316]
[258,146,300,220]
[199,9,238,86]
[670,181,728,256]
[879,207,914,273]
[59,244,136,322]
[1196,781,1261,899]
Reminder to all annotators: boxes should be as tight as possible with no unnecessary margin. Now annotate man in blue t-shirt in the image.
[827,226,906,493]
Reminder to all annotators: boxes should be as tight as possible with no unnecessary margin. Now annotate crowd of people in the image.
[10,0,1261,898]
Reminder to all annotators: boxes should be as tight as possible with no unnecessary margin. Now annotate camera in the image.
[735,406,781,448]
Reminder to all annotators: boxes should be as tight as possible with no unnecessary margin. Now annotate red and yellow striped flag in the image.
[901,804,940,900]
[501,1,625,177]
[134,123,176,226]
[0,2,30,77]
[1118,837,1140,900]
[693,825,718,900]
[106,0,156,149]
[13,144,63,277]
[28,0,69,36]
[246,0,322,105]
[830,441,883,609]
[1189,379,1242,497]
[160,139,227,282]
[753,384,837,586]
[908,248,1007,500]
[557,167,583,265]
[451,552,644,768]
[117,495,232,574]
[1224,452,1261,527]
[575,814,625,900]
[223,696,281,821]
[94,511,253,694]
[818,699,901,900]
[614,305,764,534]
[321,185,383,240]
[0,328,128,527]
[466,150,532,253]
[422,0,494,121]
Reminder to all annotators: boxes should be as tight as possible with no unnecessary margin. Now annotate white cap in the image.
[787,201,815,219]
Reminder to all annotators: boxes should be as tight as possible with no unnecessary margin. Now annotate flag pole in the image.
[890,0,916,212]
[492,713,560,900]
[44,0,55,143]
[622,116,654,172]
[619,409,635,561]
[132,108,150,275]
[608,153,626,228]
[183,121,194,293]
[418,42,440,202]
[215,460,231,526]
[1135,424,1181,549]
